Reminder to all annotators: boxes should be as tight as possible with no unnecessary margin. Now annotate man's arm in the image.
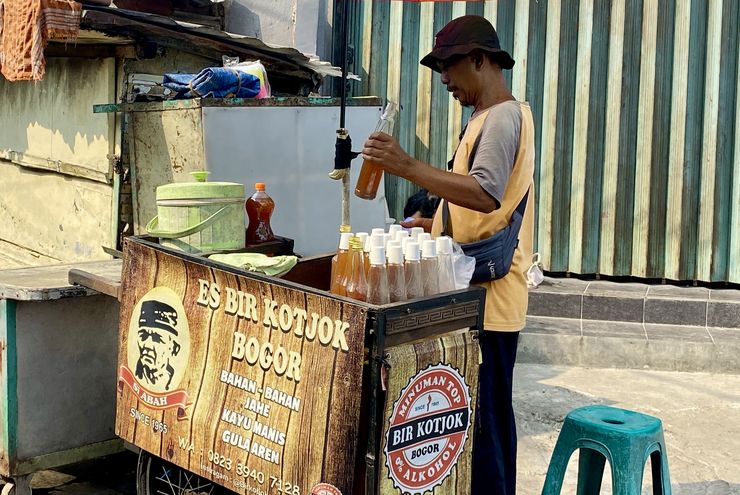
[362,132,498,213]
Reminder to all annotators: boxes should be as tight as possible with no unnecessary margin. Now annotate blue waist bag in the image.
[441,192,528,283]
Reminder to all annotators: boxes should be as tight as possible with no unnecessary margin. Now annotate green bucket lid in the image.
[156,171,245,200]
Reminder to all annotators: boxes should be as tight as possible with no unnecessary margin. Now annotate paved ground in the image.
[515,364,740,495]
[13,363,740,494]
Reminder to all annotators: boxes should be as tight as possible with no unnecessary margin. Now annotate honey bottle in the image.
[245,182,275,245]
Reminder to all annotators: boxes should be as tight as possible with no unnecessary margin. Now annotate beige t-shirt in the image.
[432,101,536,332]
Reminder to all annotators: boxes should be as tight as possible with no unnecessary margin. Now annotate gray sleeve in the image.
[469,101,522,206]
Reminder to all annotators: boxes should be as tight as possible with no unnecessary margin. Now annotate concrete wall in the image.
[224,0,332,59]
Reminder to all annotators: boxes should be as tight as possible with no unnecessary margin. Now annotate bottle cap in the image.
[436,236,453,255]
[356,232,369,250]
[401,237,413,256]
[371,233,385,248]
[387,244,404,264]
[405,241,420,262]
[371,228,385,237]
[388,224,402,236]
[417,232,431,247]
[410,227,425,240]
[339,232,353,250]
[394,230,410,242]
[422,240,437,258]
[383,233,393,247]
[255,182,266,191]
[370,245,386,265]
[387,240,401,250]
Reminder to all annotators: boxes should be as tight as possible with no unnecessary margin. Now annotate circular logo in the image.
[311,483,342,495]
[384,364,471,495]
[127,287,190,394]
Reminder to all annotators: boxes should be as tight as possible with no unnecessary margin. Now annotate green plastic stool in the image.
[541,405,671,495]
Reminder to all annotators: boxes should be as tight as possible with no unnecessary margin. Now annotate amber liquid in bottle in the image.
[355,102,397,200]
[330,230,352,296]
[246,182,275,245]
[345,238,368,302]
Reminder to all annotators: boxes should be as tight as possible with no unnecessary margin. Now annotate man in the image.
[362,15,535,495]
[135,300,183,392]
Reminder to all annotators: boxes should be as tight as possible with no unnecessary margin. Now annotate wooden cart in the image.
[116,236,485,495]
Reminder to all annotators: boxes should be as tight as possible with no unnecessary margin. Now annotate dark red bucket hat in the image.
[420,15,515,72]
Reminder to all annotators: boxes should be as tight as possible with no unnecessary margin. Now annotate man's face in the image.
[138,326,176,372]
[437,54,477,107]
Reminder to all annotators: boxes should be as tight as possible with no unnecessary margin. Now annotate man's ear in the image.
[471,50,485,70]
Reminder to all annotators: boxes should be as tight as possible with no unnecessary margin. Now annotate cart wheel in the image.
[136,450,232,495]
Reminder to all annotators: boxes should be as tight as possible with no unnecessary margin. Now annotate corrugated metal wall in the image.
[343,0,740,283]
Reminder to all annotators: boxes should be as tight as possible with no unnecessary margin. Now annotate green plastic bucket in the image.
[146,172,246,253]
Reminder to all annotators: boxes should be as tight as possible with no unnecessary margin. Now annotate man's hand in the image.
[362,132,416,178]
[400,217,433,233]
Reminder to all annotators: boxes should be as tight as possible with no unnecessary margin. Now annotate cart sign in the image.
[380,335,478,494]
[116,239,366,495]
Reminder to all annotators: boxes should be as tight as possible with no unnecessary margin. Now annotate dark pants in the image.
[471,331,520,495]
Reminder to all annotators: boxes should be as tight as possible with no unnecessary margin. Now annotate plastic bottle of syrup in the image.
[421,240,440,296]
[436,236,456,292]
[367,245,390,305]
[345,237,368,301]
[355,102,398,200]
[246,182,275,244]
[404,241,423,300]
[387,244,407,303]
[330,228,353,296]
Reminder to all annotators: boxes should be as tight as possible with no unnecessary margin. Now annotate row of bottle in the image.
[329,226,456,304]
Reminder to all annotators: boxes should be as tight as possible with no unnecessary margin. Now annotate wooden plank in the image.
[512,0,530,101]
[68,268,121,299]
[631,0,659,277]
[678,0,709,281]
[446,2,467,161]
[581,0,610,274]
[484,0,498,27]
[115,239,366,494]
[386,0,404,108]
[732,7,740,283]
[568,0,594,274]
[361,0,373,88]
[416,1,435,165]
[378,332,478,495]
[599,0,625,275]
[665,0,691,280]
[697,0,723,281]
[538,0,561,269]
[645,0,676,279]
[710,0,739,282]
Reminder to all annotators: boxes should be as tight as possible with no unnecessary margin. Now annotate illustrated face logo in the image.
[384,364,471,495]
[127,287,190,394]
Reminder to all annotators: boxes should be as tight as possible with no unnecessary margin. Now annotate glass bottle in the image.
[436,236,456,292]
[355,102,398,200]
[387,243,407,303]
[421,240,440,296]
[330,229,353,296]
[367,245,390,305]
[245,182,275,244]
[345,237,368,302]
[404,241,423,300]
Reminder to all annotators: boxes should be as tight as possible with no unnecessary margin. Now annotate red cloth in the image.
[0,0,81,81]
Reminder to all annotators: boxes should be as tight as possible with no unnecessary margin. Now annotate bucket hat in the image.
[420,15,515,72]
